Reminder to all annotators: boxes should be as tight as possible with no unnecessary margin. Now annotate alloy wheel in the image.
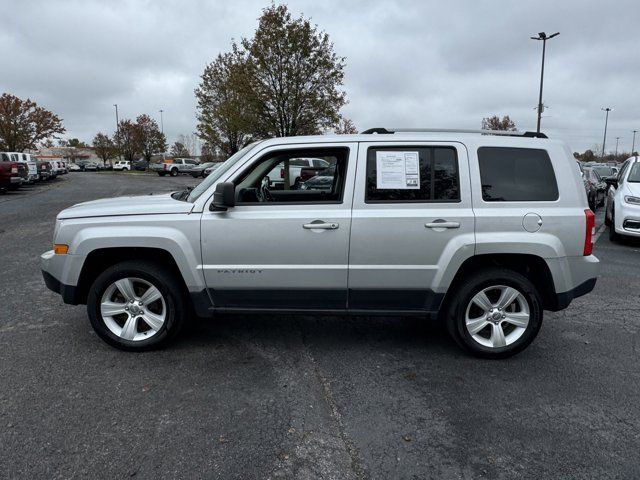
[100,277,166,341]
[464,285,530,348]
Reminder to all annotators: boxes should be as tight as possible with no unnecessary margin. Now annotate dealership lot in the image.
[1,173,639,479]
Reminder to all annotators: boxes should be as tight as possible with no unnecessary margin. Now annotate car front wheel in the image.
[87,260,186,351]
[445,268,543,359]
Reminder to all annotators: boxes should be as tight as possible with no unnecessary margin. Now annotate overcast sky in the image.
[2,0,639,153]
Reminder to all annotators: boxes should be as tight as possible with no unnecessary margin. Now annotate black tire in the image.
[170,168,178,177]
[604,203,612,226]
[609,206,621,242]
[86,260,186,351]
[158,172,166,177]
[444,268,543,359]
[589,194,596,212]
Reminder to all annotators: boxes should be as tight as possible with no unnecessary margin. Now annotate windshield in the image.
[186,142,262,202]
[593,166,613,177]
[628,162,640,183]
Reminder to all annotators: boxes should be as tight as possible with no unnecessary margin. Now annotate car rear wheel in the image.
[87,260,186,351]
[170,168,178,177]
[445,268,543,359]
[158,172,166,177]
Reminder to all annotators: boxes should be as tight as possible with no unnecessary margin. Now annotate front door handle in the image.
[425,220,460,229]
[303,221,339,230]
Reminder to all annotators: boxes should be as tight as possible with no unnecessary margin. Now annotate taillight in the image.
[164,164,167,170]
[584,209,595,256]
[10,163,18,174]
[280,168,284,178]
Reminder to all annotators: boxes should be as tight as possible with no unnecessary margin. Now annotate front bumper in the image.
[41,250,82,305]
[616,201,640,237]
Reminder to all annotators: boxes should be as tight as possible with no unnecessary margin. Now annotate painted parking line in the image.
[593,223,607,244]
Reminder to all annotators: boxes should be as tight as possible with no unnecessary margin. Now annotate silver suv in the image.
[41,128,599,358]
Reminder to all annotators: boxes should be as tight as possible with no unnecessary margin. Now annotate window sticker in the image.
[375,151,420,189]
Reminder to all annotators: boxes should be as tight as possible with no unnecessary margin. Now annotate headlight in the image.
[624,196,640,205]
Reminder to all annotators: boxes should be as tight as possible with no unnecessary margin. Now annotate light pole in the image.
[113,104,121,162]
[615,137,620,156]
[632,130,637,155]
[159,109,164,134]
[601,107,612,158]
[531,31,560,134]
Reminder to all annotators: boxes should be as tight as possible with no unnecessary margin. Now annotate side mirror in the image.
[605,178,618,189]
[210,182,235,211]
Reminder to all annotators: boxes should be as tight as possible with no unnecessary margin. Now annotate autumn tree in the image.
[0,93,65,151]
[334,117,358,134]
[114,120,139,162]
[170,141,190,157]
[93,132,117,166]
[481,115,517,131]
[195,48,253,157]
[68,138,88,148]
[134,114,167,163]
[200,142,217,162]
[242,4,346,137]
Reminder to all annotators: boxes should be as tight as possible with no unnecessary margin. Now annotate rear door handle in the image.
[425,220,460,229]
[303,221,339,230]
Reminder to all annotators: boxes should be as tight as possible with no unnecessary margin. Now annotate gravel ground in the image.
[0,172,639,479]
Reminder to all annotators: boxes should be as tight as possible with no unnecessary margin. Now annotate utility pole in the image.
[632,130,637,155]
[113,104,121,162]
[601,107,611,158]
[531,31,560,134]
[159,109,164,134]
[615,137,620,156]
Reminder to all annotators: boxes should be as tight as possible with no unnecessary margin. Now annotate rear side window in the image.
[366,146,460,202]
[478,147,558,202]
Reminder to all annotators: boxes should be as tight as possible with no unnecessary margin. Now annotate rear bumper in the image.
[10,177,22,184]
[552,277,597,311]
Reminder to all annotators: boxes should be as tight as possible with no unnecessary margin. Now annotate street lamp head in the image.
[538,32,546,39]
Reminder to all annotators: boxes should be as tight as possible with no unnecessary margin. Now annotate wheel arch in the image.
[75,247,191,305]
[439,253,558,315]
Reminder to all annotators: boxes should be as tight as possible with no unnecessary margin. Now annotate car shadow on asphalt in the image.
[175,312,461,355]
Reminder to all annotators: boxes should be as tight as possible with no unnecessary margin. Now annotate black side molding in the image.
[42,270,81,305]
[549,277,597,311]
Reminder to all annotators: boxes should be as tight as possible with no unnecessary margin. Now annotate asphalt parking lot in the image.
[1,172,639,479]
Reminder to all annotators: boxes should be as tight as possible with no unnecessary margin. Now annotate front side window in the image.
[366,146,460,202]
[235,148,349,204]
[478,147,558,202]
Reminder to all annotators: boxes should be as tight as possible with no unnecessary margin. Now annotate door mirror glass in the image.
[211,182,235,211]
[605,177,618,189]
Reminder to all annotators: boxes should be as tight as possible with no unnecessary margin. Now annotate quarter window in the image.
[478,147,558,202]
[365,146,460,202]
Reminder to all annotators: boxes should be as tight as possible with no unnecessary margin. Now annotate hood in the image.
[57,192,194,219]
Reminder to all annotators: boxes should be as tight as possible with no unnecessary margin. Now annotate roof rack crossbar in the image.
[360,127,547,139]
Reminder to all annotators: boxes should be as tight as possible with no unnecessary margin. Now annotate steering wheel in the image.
[257,176,274,202]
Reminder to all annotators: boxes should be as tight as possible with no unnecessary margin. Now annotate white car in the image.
[113,160,131,171]
[605,156,640,240]
[68,163,81,172]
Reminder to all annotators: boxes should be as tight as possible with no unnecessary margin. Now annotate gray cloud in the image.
[2,0,639,153]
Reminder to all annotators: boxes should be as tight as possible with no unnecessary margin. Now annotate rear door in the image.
[348,141,475,312]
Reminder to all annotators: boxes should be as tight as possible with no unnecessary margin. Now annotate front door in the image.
[199,143,357,311]
[348,141,475,312]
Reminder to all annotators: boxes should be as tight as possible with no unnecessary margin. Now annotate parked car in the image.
[41,128,599,358]
[605,156,640,241]
[204,163,222,176]
[36,160,52,181]
[133,159,149,171]
[2,152,38,183]
[151,158,199,177]
[591,164,616,180]
[0,153,27,190]
[113,160,131,171]
[583,167,606,207]
[300,165,336,191]
[84,162,98,171]
[267,157,330,189]
[68,163,82,172]
[190,162,217,178]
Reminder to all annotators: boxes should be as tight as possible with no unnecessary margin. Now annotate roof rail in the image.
[360,127,548,139]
